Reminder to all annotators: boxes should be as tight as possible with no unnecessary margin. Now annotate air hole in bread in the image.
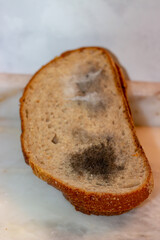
[45,149,50,152]
[122,130,125,136]
[25,109,28,118]
[62,108,66,113]
[52,134,58,144]
[96,182,104,186]
[123,181,140,188]
[46,117,50,122]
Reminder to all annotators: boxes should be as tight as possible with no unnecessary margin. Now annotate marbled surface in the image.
[1,0,160,82]
[128,82,160,126]
[0,74,160,240]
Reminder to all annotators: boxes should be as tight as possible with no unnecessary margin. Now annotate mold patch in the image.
[76,69,102,95]
[70,92,101,106]
[71,67,105,101]
[70,139,124,179]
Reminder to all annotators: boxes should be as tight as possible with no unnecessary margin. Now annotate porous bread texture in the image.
[20,47,153,215]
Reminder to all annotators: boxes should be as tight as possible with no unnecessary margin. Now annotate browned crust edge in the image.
[20,47,153,215]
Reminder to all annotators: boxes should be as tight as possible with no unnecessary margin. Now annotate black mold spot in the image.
[117,165,125,170]
[70,139,123,179]
[106,136,113,144]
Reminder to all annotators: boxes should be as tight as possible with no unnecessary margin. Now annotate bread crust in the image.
[20,47,153,215]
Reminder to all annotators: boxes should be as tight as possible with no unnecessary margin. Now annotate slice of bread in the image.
[20,47,153,215]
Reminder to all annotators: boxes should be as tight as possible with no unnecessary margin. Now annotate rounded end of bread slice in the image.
[28,158,153,215]
[20,47,153,215]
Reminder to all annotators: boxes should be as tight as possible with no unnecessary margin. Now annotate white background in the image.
[0,0,160,82]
